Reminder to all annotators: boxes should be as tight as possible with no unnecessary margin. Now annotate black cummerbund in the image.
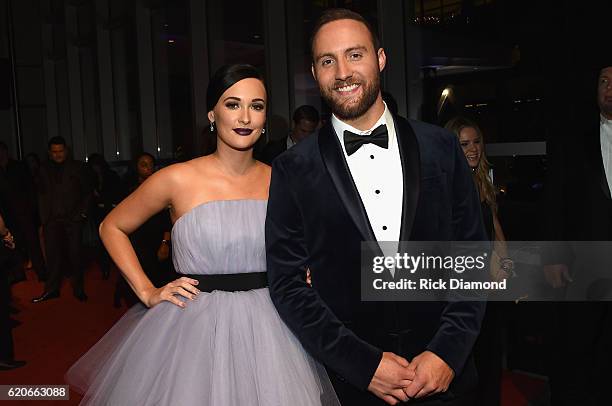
[178,272,268,292]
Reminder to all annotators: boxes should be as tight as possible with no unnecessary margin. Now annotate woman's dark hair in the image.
[206,64,264,112]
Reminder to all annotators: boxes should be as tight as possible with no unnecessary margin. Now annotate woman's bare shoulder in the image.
[155,157,210,185]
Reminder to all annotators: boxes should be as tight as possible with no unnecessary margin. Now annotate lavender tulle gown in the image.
[66,200,339,406]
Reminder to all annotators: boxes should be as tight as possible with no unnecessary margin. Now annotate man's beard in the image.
[320,75,380,121]
[601,102,612,119]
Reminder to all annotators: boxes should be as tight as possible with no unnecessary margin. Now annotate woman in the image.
[66,64,338,405]
[113,152,174,307]
[445,116,511,406]
[445,116,512,279]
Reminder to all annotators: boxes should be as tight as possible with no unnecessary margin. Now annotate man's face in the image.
[598,67,612,119]
[311,19,385,121]
[292,119,318,143]
[49,144,67,164]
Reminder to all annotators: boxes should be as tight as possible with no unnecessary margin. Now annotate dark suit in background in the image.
[260,136,289,165]
[38,159,92,296]
[266,115,486,405]
[544,123,612,406]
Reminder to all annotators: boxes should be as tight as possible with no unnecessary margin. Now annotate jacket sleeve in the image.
[425,135,486,375]
[265,156,382,390]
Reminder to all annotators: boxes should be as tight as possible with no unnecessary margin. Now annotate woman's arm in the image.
[100,166,199,308]
[0,214,15,249]
[491,211,513,280]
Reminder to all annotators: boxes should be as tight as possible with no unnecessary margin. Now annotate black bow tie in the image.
[343,124,389,156]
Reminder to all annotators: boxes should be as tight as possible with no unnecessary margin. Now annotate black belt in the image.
[178,272,268,292]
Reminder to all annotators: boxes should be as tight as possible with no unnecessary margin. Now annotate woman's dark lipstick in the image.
[233,128,253,136]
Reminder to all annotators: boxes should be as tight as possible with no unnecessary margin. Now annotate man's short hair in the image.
[310,8,380,59]
[48,136,67,149]
[293,105,320,124]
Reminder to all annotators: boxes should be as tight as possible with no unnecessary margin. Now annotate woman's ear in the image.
[207,111,215,123]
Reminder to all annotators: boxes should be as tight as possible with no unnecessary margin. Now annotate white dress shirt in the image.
[286,134,296,150]
[332,103,404,258]
[600,115,612,195]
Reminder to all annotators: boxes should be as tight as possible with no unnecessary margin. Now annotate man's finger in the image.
[414,383,435,399]
[403,377,425,398]
[381,394,399,405]
[390,353,410,368]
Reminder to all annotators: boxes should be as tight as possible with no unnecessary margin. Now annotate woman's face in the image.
[137,155,154,180]
[207,78,266,151]
[458,126,483,169]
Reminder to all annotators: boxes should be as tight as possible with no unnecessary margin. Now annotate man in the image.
[266,9,486,405]
[32,137,92,303]
[0,142,46,282]
[543,63,612,405]
[260,105,319,164]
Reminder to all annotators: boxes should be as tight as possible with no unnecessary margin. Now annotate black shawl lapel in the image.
[318,123,378,243]
[393,115,421,241]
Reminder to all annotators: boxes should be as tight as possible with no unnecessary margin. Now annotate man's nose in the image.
[335,59,352,81]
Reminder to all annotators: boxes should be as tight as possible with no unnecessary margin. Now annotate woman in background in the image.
[113,152,174,307]
[446,116,512,406]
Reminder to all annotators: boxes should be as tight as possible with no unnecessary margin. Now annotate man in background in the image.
[32,136,92,303]
[260,105,319,164]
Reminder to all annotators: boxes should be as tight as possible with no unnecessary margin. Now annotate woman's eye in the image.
[252,104,265,111]
[461,142,468,147]
[225,102,239,109]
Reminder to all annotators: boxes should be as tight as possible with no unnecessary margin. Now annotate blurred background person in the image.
[446,116,512,406]
[260,104,319,164]
[0,142,45,283]
[0,210,25,370]
[542,62,612,406]
[113,152,174,307]
[32,136,92,303]
[86,153,122,280]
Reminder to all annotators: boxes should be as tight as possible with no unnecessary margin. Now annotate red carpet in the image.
[1,265,547,405]
[0,265,128,405]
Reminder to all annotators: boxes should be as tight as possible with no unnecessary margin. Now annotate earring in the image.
[209,122,215,132]
[261,128,266,134]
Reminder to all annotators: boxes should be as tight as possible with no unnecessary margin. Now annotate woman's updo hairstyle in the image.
[206,64,265,112]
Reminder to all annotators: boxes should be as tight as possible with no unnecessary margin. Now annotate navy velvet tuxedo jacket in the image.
[265,114,487,392]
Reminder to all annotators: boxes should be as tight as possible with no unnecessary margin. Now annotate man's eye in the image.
[321,59,333,66]
[350,53,362,60]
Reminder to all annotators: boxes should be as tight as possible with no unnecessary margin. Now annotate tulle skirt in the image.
[66,288,339,406]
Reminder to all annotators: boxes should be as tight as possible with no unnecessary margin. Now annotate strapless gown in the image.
[66,200,339,406]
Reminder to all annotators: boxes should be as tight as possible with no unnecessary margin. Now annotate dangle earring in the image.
[210,122,215,132]
[261,128,266,134]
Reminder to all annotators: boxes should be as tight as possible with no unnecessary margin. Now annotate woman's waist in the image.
[175,271,267,293]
